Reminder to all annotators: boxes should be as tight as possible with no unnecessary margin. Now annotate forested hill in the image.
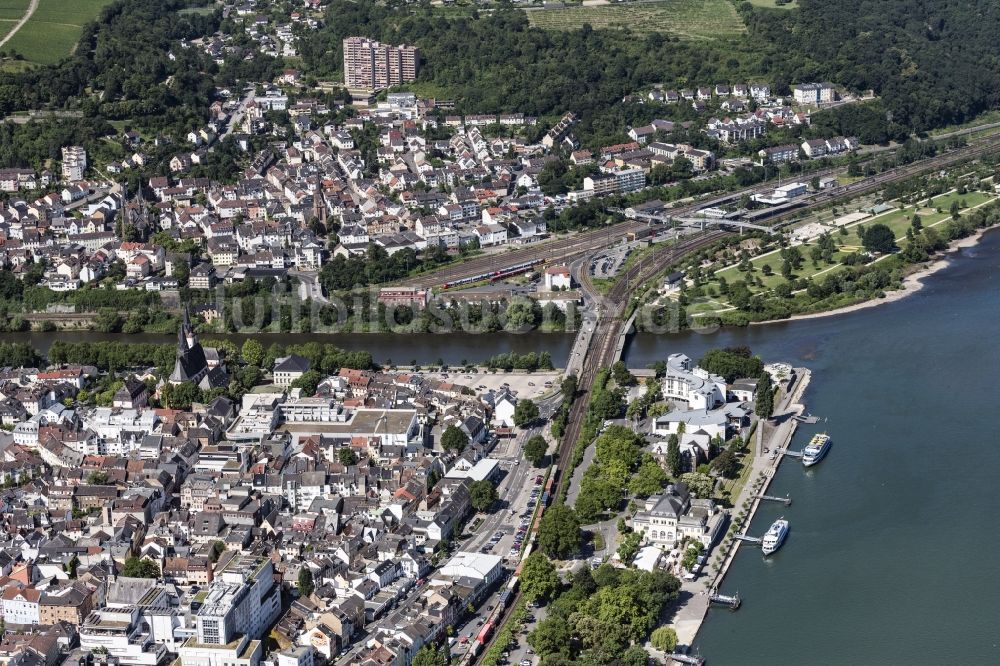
[301,0,1000,138]
[747,0,1000,131]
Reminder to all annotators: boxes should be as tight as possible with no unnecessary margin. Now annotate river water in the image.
[625,231,1000,663]
[6,330,575,367]
[18,228,1000,662]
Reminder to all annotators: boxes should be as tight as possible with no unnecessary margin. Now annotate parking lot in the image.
[419,370,562,401]
[473,472,547,560]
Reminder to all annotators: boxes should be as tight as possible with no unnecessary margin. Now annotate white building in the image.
[792,82,835,105]
[80,607,169,666]
[61,146,88,182]
[273,354,310,387]
[631,484,724,549]
[276,647,314,666]
[179,556,280,666]
[544,265,572,290]
[1,587,40,625]
[437,552,503,588]
[662,354,726,410]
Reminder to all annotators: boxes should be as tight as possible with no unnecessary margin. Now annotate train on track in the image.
[440,259,544,290]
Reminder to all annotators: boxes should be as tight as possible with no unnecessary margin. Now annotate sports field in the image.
[3,0,115,65]
[525,0,746,40]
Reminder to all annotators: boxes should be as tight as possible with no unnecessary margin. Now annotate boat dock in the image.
[793,413,822,423]
[756,494,792,506]
[667,654,706,665]
[733,534,762,545]
[774,448,803,459]
[709,591,741,610]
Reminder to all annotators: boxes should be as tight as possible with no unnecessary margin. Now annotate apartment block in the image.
[61,146,87,182]
[343,37,419,91]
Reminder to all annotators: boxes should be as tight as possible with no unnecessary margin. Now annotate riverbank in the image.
[666,368,812,655]
[753,226,996,325]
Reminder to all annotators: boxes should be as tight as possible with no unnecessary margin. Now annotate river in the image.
[7,330,575,367]
[16,227,1000,662]
[624,230,1000,663]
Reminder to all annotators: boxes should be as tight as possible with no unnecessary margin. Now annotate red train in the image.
[441,259,543,289]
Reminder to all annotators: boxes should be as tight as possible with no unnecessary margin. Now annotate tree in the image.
[862,223,897,254]
[440,425,468,452]
[680,472,714,498]
[621,646,651,666]
[710,450,739,478]
[241,338,264,366]
[87,471,110,485]
[650,626,679,652]
[162,381,201,410]
[94,308,123,333]
[520,551,559,603]
[298,567,315,597]
[209,541,225,563]
[524,435,547,467]
[699,347,764,383]
[338,447,358,466]
[628,455,669,498]
[122,557,160,579]
[513,398,540,427]
[666,434,682,477]
[65,554,80,579]
[469,479,498,512]
[528,617,572,659]
[617,531,642,564]
[412,644,448,666]
[538,503,581,560]
[610,360,635,386]
[290,369,324,396]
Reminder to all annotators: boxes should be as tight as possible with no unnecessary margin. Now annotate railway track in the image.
[404,131,1000,292]
[471,129,1000,666]
[551,229,729,498]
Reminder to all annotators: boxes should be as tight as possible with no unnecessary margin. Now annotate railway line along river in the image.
[9,228,1000,663]
[626,230,1000,663]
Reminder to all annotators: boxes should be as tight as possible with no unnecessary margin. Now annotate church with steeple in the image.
[169,309,228,389]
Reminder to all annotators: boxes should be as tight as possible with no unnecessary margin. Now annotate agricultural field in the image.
[3,0,116,66]
[0,0,29,23]
[525,0,746,40]
[744,0,797,9]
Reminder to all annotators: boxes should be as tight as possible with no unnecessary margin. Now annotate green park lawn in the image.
[707,189,995,298]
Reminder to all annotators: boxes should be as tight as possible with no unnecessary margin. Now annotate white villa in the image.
[631,484,725,550]
[662,353,726,410]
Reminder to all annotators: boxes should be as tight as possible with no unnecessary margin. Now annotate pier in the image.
[774,448,803,459]
[757,494,792,506]
[733,534,762,545]
[709,591,741,610]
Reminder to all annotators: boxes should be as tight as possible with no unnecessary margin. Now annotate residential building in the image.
[792,82,835,105]
[273,355,311,387]
[61,146,87,182]
[343,37,419,91]
[662,353,726,410]
[631,484,724,549]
